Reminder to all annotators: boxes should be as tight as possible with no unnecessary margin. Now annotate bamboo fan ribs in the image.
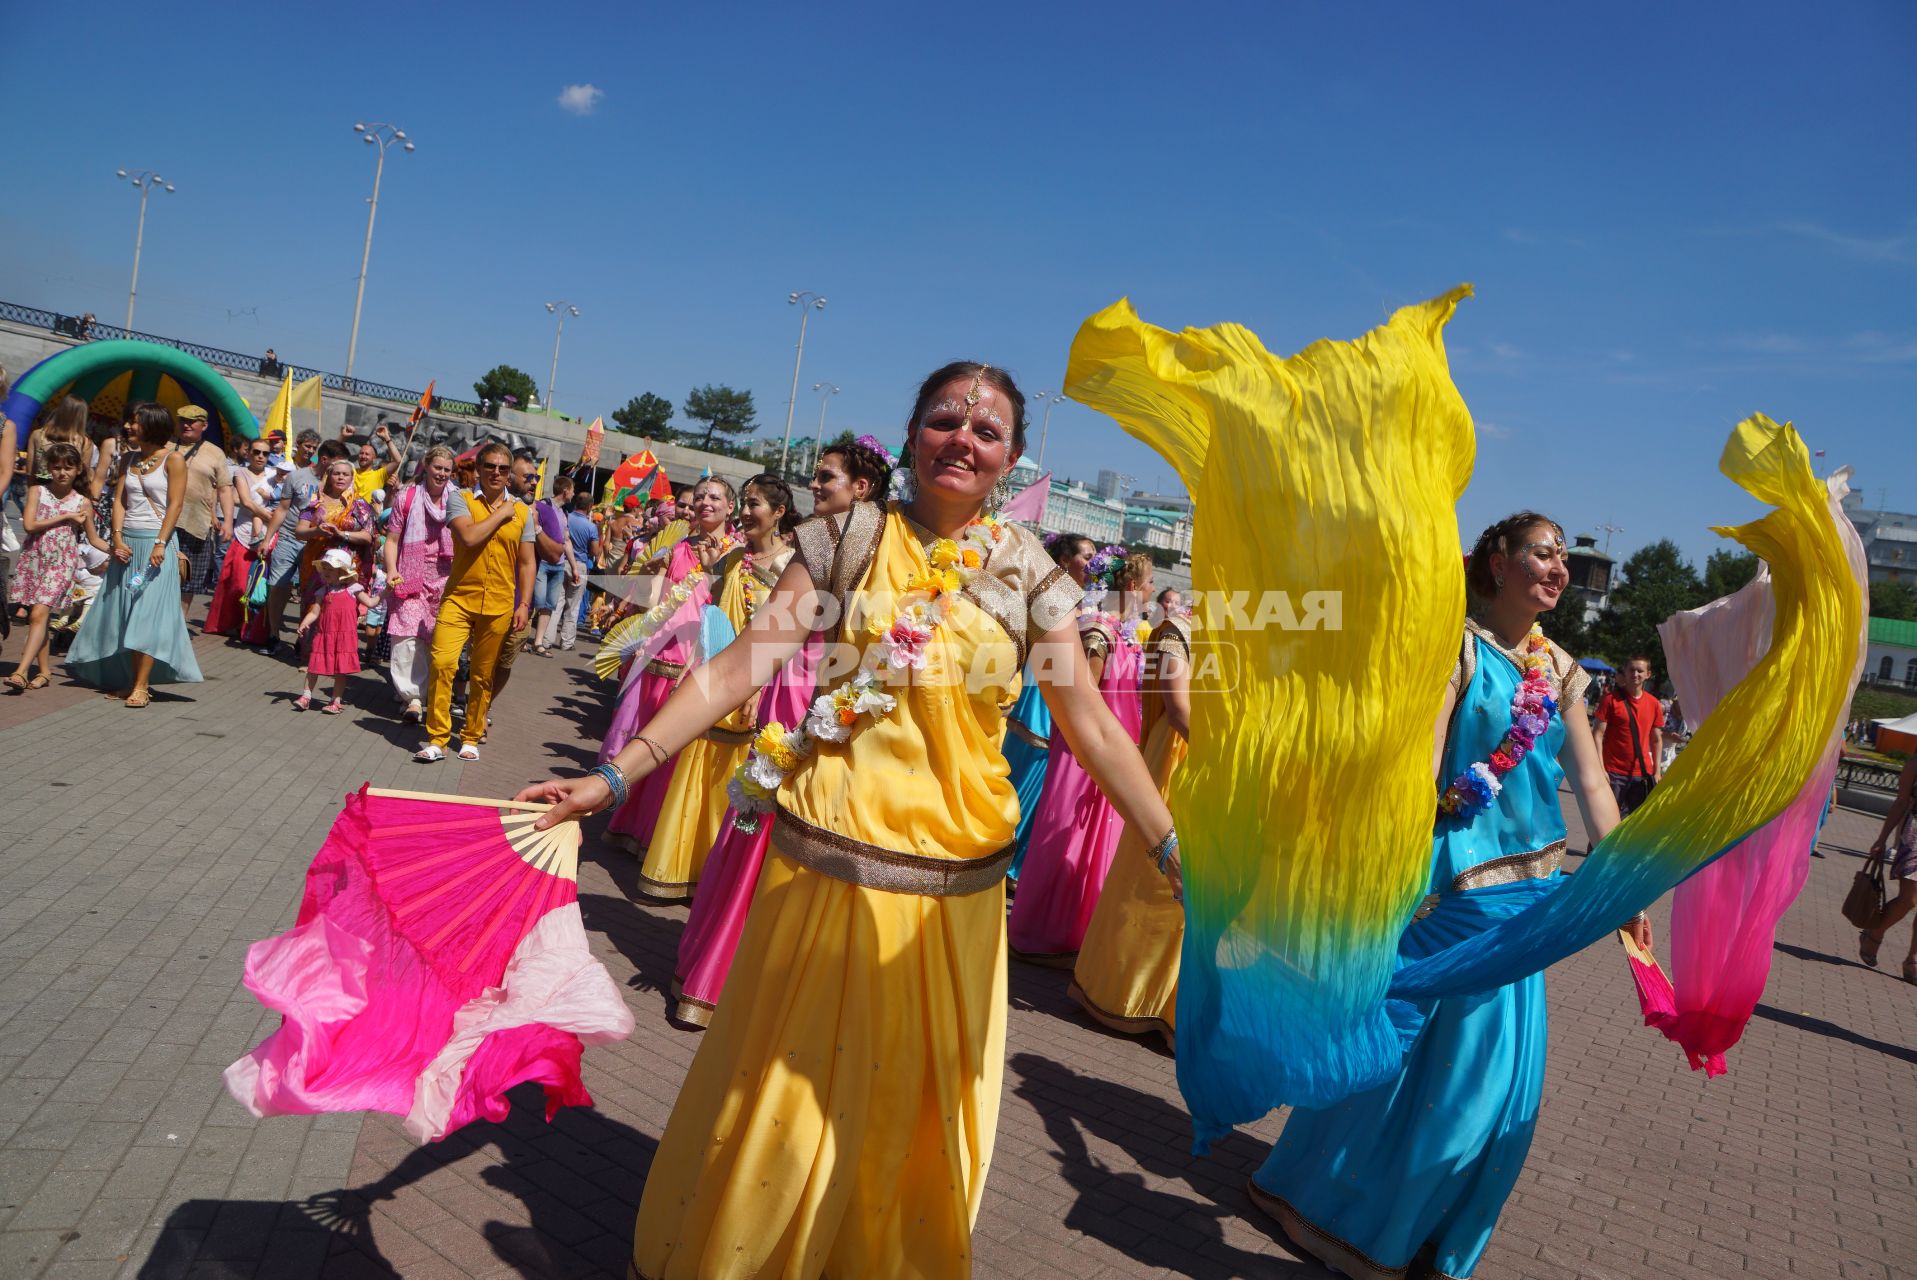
[226,787,633,1142]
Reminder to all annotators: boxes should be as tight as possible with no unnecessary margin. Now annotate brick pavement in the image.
[1,624,1913,1278]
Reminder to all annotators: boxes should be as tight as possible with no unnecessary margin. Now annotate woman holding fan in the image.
[521,361,1180,1279]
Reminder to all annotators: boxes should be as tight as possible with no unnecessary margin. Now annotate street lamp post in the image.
[780,292,826,472]
[809,382,840,474]
[545,302,580,416]
[345,122,415,388]
[1035,393,1064,471]
[115,169,175,331]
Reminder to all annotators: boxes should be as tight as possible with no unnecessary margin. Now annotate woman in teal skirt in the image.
[1251,512,1650,1279]
[68,402,203,705]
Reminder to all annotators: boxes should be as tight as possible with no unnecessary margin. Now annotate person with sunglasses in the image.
[414,440,535,762]
[204,438,276,637]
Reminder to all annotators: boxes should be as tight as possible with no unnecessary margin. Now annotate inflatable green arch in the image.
[2,340,260,445]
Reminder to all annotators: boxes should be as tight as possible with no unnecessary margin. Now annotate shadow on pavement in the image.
[137,1086,652,1279]
[1008,1051,1314,1278]
[1752,1002,1917,1067]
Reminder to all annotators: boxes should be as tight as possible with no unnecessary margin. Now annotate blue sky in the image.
[5,2,1912,566]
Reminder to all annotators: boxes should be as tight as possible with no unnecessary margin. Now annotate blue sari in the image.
[1253,623,1582,1279]
[1003,674,1052,882]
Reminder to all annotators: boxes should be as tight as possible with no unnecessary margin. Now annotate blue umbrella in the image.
[1578,657,1615,673]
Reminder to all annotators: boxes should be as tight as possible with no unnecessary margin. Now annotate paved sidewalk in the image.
[0,627,1913,1278]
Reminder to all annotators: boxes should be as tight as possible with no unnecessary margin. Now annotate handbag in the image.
[1614,691,1658,811]
[1843,854,1888,930]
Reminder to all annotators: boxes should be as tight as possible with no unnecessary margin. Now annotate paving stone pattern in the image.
[0,626,1913,1278]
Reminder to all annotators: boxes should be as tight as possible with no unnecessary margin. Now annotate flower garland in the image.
[607,532,736,676]
[1436,622,1558,820]
[726,515,1007,831]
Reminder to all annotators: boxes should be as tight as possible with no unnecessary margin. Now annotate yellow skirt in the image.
[631,850,1007,1280]
[637,731,749,900]
[1069,719,1187,1047]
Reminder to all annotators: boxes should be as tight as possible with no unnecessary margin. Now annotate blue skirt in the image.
[1004,680,1052,882]
[1253,878,1556,1279]
[67,530,205,689]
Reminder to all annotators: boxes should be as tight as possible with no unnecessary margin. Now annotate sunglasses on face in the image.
[477,462,511,473]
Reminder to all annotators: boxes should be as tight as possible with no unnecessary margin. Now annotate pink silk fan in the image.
[225,787,633,1141]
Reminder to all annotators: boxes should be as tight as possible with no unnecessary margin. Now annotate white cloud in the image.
[1774,220,1915,267]
[557,84,604,116]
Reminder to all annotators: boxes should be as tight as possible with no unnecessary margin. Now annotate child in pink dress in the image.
[294,549,370,714]
[6,444,106,693]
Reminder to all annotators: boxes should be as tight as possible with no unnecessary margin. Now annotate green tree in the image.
[473,364,538,412]
[1589,539,1707,682]
[1702,549,1762,601]
[682,384,758,451]
[613,392,678,440]
[1871,578,1917,622]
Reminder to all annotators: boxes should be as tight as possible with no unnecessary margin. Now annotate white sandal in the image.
[413,745,445,763]
[457,743,481,761]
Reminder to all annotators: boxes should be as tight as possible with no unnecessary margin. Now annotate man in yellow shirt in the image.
[344,421,404,505]
[414,440,536,762]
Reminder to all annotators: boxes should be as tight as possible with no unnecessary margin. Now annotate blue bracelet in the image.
[1150,828,1179,873]
[588,763,629,813]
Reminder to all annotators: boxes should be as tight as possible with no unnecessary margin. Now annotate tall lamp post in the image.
[544,302,580,416]
[345,121,414,387]
[116,169,174,331]
[809,382,840,474]
[779,291,826,472]
[1034,392,1064,471]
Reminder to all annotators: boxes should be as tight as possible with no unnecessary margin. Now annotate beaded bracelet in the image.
[1148,828,1179,874]
[588,763,630,813]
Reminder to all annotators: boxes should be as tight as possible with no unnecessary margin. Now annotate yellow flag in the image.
[289,375,323,411]
[259,371,294,441]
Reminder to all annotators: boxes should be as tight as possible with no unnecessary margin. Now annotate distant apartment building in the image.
[1844,493,1917,584]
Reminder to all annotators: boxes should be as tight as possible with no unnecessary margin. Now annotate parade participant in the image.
[1248,513,1650,1279]
[203,437,275,637]
[294,459,377,594]
[1007,548,1151,964]
[669,440,890,1025]
[170,405,234,623]
[256,433,339,650]
[68,402,203,704]
[1069,599,1193,1046]
[540,490,599,652]
[381,445,456,723]
[293,548,372,714]
[486,452,562,706]
[518,361,1181,1279]
[414,441,535,763]
[6,443,104,692]
[1004,534,1094,887]
[635,475,798,901]
[600,476,737,852]
[341,421,403,504]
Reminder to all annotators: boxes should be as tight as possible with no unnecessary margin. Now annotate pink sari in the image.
[1009,623,1143,960]
[671,630,824,1025]
[603,539,706,846]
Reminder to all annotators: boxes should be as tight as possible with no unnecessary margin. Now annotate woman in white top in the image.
[67,402,204,704]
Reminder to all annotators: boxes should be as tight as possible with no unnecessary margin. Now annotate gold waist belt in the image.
[771,807,1013,897]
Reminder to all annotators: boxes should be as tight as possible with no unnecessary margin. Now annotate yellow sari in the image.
[1069,617,1190,1046]
[639,545,794,900]
[631,501,1079,1280]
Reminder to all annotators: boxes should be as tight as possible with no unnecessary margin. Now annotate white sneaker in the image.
[413,745,445,763]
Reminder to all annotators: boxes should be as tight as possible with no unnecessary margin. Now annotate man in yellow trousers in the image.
[415,440,535,763]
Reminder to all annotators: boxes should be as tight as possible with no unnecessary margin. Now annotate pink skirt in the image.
[204,541,255,636]
[307,596,363,676]
[604,670,679,847]
[1007,727,1127,961]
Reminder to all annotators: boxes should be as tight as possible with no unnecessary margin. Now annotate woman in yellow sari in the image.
[1069,606,1192,1048]
[523,362,1183,1279]
[638,474,797,900]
